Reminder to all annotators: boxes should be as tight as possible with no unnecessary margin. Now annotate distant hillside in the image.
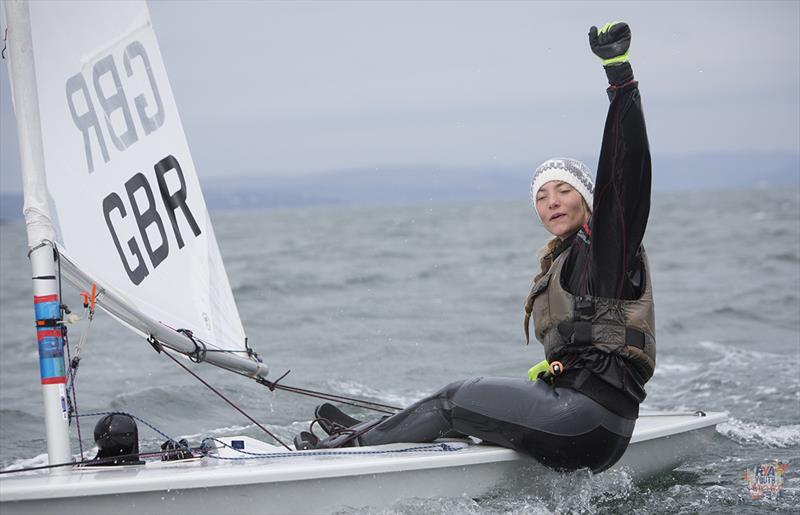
[1,153,797,221]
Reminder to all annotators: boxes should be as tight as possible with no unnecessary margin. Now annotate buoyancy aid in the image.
[523,244,656,390]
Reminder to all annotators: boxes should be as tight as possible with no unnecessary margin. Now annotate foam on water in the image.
[179,423,253,442]
[2,453,48,473]
[718,419,800,448]
[327,379,427,409]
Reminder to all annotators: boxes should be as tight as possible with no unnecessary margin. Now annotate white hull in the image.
[1,411,726,514]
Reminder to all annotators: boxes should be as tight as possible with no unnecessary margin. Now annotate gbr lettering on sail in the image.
[65,40,201,287]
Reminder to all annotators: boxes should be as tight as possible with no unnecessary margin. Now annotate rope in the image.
[160,322,260,357]
[203,438,465,461]
[155,343,293,451]
[63,329,85,460]
[312,418,381,448]
[177,329,207,363]
[78,411,180,443]
[258,379,402,414]
[0,450,179,475]
[72,284,98,369]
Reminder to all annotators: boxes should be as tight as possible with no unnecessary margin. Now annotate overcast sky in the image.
[1,0,798,192]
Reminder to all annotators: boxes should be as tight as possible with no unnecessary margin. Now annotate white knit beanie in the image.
[530,158,595,222]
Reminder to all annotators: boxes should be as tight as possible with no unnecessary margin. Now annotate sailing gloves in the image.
[527,360,550,381]
[589,21,630,65]
[589,21,634,86]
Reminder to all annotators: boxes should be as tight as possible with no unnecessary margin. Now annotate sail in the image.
[2,0,265,376]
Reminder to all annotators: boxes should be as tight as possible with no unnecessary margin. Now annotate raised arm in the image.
[588,22,652,300]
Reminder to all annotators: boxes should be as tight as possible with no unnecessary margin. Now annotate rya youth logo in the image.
[743,460,788,500]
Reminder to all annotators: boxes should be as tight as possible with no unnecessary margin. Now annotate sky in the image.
[1,0,798,192]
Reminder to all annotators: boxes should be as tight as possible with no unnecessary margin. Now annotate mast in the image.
[3,0,71,465]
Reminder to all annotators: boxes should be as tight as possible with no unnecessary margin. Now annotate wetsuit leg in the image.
[357,380,468,446]
[358,377,636,473]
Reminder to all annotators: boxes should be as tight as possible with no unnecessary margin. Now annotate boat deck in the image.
[0,411,727,514]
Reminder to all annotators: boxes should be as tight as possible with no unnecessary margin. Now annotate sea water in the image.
[1,188,798,513]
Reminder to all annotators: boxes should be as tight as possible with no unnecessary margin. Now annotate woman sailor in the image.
[298,21,655,473]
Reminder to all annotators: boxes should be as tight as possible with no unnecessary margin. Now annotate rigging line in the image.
[54,243,85,459]
[256,371,400,412]
[175,357,399,414]
[265,383,399,414]
[278,383,401,411]
[254,370,402,413]
[156,343,293,451]
[157,330,399,414]
[160,322,263,357]
[0,448,185,475]
[202,348,256,354]
[53,242,63,320]
[71,302,95,366]
[175,331,252,356]
[63,330,85,460]
[205,437,462,459]
[258,373,401,411]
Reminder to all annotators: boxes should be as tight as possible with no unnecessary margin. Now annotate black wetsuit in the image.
[550,61,652,420]
[326,63,651,473]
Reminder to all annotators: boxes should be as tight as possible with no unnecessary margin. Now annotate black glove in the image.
[589,22,634,86]
[589,22,631,65]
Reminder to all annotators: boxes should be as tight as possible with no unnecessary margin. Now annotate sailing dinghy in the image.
[0,1,726,513]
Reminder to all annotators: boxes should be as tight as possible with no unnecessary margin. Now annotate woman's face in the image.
[535,181,589,238]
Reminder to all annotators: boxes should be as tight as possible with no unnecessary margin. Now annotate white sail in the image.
[3,0,265,376]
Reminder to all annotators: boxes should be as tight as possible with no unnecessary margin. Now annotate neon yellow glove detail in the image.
[527,359,550,381]
[600,21,623,33]
[588,21,631,66]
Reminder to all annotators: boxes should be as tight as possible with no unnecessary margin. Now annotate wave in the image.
[337,464,637,515]
[326,379,426,409]
[344,273,390,286]
[652,361,704,376]
[108,386,209,412]
[718,418,800,448]
[767,251,800,263]
[643,341,800,421]
[707,306,769,323]
[178,423,253,442]
[658,319,686,334]
[2,453,48,473]
[697,340,800,363]
[0,409,41,426]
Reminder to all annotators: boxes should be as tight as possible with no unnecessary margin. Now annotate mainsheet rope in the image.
[259,380,401,414]
[153,339,404,451]
[154,344,293,451]
[154,325,403,414]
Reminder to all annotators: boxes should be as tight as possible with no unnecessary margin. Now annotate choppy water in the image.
[1,188,799,513]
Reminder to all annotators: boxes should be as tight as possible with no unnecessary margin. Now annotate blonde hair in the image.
[535,236,562,282]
